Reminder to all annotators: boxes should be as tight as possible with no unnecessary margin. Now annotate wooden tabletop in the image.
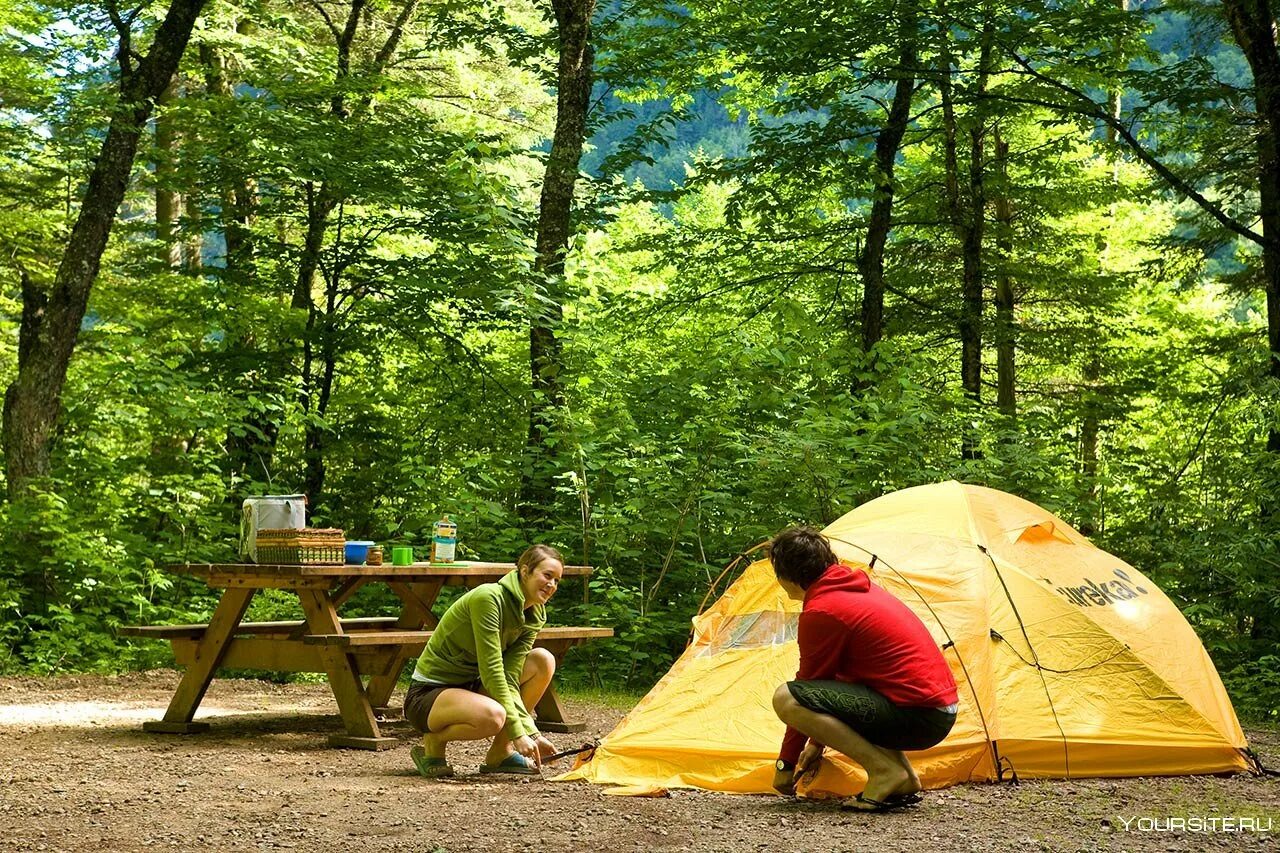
[167,561,594,577]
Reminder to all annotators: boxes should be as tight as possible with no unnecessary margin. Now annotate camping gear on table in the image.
[254,528,346,565]
[431,514,457,563]
[344,540,375,564]
[561,481,1253,795]
[239,495,306,561]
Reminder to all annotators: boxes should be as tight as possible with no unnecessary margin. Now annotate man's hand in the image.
[772,765,796,796]
[796,742,823,779]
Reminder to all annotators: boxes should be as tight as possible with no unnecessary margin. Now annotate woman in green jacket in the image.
[404,544,563,777]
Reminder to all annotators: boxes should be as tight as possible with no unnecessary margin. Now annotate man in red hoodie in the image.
[769,527,958,812]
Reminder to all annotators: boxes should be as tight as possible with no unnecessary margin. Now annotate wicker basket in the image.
[254,528,346,565]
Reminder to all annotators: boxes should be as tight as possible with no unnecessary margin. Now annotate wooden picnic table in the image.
[123,561,611,749]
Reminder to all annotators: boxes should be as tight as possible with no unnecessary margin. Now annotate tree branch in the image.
[307,0,342,42]
[371,0,422,76]
[1002,50,1272,249]
[106,1,145,78]
[1163,386,1236,492]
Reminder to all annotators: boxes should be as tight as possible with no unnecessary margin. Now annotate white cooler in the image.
[239,495,306,562]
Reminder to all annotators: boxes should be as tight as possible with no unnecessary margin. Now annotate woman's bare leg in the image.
[421,689,506,759]
[485,648,556,765]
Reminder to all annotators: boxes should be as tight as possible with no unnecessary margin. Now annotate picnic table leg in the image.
[143,587,255,734]
[364,579,444,712]
[533,638,586,734]
[298,588,397,750]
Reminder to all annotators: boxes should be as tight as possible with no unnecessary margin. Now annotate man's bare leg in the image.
[773,684,914,803]
[892,749,922,795]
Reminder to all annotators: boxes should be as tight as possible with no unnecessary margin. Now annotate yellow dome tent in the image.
[561,481,1253,795]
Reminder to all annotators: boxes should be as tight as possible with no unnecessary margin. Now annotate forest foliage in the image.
[0,0,1278,720]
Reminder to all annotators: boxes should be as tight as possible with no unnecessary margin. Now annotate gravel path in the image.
[0,672,1276,852]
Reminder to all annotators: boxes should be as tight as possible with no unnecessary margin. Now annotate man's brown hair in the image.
[767,526,837,589]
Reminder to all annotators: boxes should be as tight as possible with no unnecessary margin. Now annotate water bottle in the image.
[431,514,457,563]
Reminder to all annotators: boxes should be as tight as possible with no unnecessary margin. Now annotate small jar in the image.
[367,546,383,566]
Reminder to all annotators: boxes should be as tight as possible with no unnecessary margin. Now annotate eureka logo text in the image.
[1056,569,1149,608]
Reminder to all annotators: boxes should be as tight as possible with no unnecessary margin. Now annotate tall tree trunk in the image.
[1221,2,1280,477]
[155,79,182,268]
[292,184,340,312]
[289,0,417,319]
[960,119,986,409]
[200,41,257,275]
[303,273,339,507]
[854,1,918,379]
[939,6,992,459]
[295,182,338,506]
[2,0,209,500]
[520,0,596,526]
[201,39,276,490]
[1220,4,1280,646]
[1079,353,1101,534]
[182,183,202,271]
[289,0,420,507]
[288,0,363,315]
[993,126,1015,417]
[1081,1,1127,535]
[6,270,51,615]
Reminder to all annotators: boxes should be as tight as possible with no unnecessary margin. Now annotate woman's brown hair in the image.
[517,544,563,578]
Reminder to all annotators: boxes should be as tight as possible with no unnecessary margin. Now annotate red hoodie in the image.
[779,564,959,763]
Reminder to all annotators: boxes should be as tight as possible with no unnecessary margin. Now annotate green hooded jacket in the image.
[412,569,545,739]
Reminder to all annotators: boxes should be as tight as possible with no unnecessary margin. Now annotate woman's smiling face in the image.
[521,557,563,608]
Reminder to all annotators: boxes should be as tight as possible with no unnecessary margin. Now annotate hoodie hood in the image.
[499,568,547,620]
[803,563,871,605]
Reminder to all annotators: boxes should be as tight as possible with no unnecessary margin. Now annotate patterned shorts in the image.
[786,679,956,751]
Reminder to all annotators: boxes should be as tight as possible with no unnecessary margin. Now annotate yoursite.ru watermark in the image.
[1116,815,1273,833]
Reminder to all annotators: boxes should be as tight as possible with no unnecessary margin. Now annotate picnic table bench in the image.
[123,561,612,749]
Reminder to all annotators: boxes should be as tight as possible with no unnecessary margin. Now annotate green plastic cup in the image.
[391,546,413,566]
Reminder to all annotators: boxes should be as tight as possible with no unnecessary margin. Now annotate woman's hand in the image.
[534,734,558,764]
[512,734,541,768]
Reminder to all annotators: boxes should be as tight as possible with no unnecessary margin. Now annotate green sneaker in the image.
[478,753,539,775]
[410,744,454,779]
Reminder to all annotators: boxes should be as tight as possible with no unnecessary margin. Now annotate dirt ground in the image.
[0,672,1276,852]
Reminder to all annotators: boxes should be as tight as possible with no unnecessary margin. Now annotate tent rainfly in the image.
[561,481,1254,796]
